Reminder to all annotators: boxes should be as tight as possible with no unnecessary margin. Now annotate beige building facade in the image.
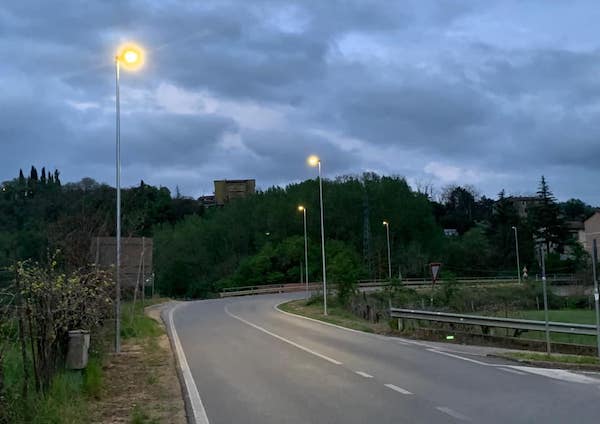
[583,212,600,256]
[214,179,256,205]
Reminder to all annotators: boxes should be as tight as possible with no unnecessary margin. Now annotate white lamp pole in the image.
[114,56,122,353]
[308,155,327,315]
[299,206,309,299]
[512,226,521,283]
[114,43,144,353]
[383,221,391,281]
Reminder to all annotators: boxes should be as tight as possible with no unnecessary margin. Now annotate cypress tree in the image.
[532,176,567,253]
[18,169,25,185]
[41,167,47,184]
[30,166,38,181]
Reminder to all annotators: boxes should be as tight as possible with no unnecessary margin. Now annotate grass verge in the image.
[494,309,598,346]
[501,351,600,365]
[2,297,185,423]
[88,298,186,423]
[279,297,388,334]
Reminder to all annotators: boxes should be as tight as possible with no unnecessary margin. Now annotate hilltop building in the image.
[214,179,256,205]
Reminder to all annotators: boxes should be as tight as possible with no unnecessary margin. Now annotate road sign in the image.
[429,262,442,283]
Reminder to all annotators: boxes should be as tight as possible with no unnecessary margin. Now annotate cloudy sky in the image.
[2,1,600,203]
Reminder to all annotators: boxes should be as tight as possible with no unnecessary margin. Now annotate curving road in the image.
[169,293,600,424]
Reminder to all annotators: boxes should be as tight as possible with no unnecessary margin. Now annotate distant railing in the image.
[220,283,322,298]
[389,308,597,336]
[358,275,579,288]
[220,274,580,298]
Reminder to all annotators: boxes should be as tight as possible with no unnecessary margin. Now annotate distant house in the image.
[582,211,600,255]
[443,228,459,237]
[198,195,217,208]
[214,179,256,205]
[508,196,541,219]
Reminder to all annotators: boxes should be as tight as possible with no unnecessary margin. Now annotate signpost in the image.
[429,262,442,306]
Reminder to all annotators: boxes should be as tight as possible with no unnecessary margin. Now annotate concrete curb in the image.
[486,353,600,371]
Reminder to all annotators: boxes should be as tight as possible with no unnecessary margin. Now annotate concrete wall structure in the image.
[90,237,153,289]
[214,179,256,205]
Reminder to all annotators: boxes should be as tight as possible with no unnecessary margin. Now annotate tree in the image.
[439,185,477,234]
[561,198,594,222]
[18,169,25,185]
[488,190,520,269]
[29,166,38,181]
[531,176,568,253]
[40,167,46,184]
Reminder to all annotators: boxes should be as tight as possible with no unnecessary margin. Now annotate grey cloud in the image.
[1,0,600,204]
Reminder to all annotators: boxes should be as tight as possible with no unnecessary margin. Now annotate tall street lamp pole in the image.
[298,206,309,299]
[512,226,521,283]
[308,155,327,315]
[114,43,144,353]
[383,221,391,281]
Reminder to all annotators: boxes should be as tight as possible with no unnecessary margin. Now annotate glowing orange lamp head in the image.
[116,43,145,70]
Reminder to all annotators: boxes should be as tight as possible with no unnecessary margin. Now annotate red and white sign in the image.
[429,262,442,283]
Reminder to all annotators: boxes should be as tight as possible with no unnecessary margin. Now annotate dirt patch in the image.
[88,304,186,423]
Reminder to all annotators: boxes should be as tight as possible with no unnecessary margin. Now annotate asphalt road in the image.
[171,293,600,424]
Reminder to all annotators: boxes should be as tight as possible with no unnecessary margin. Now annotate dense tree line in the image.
[1,168,595,298]
[0,167,202,275]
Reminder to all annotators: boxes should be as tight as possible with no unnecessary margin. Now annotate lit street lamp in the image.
[383,221,392,281]
[298,206,309,299]
[512,226,521,283]
[308,155,327,315]
[114,43,144,353]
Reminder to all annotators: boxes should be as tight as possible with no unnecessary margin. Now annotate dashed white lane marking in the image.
[384,383,413,395]
[499,367,527,375]
[225,305,343,365]
[168,303,211,424]
[435,406,470,421]
[355,371,373,378]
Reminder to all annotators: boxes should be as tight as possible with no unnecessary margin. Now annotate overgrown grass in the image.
[500,309,598,345]
[503,351,600,365]
[120,301,164,339]
[2,298,169,422]
[3,345,89,423]
[280,297,384,333]
[130,405,160,424]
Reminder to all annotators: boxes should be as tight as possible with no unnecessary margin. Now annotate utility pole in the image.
[539,246,551,355]
[512,226,521,283]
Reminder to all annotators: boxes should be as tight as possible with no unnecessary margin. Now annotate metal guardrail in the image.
[359,275,579,288]
[389,308,598,336]
[220,274,580,298]
[220,283,322,297]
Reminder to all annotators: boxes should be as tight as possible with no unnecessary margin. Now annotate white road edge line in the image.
[168,303,210,424]
[225,305,343,365]
[499,367,526,375]
[384,384,413,395]
[435,406,470,421]
[355,371,374,378]
[274,302,389,339]
[426,348,496,366]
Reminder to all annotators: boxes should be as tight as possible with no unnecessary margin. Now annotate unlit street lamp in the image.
[512,226,521,283]
[383,221,392,281]
[298,205,309,299]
